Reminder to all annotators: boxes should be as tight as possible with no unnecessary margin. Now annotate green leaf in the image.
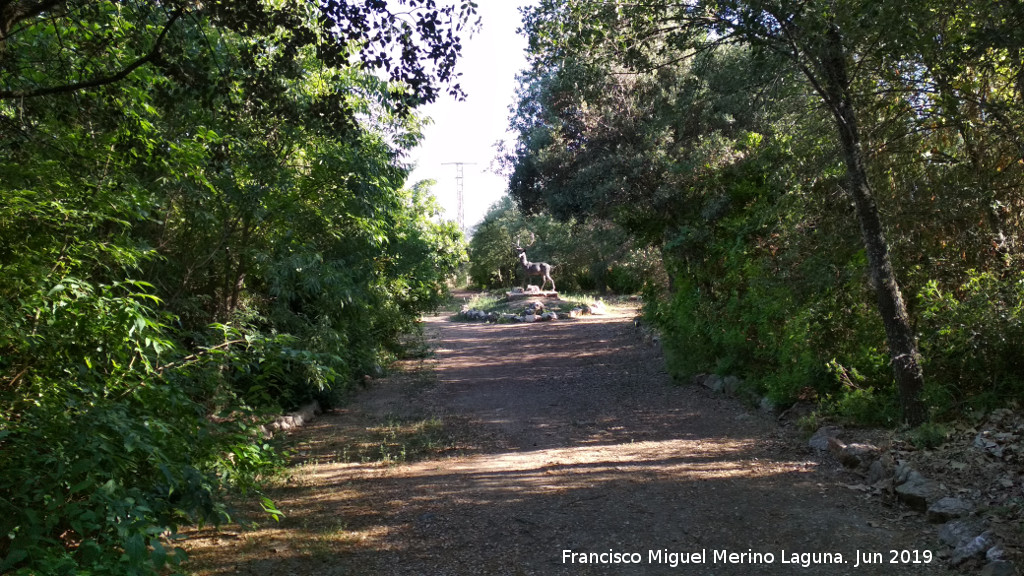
[124,533,146,564]
[0,549,28,571]
[260,496,284,522]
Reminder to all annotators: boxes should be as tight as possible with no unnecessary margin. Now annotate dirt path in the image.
[183,303,950,575]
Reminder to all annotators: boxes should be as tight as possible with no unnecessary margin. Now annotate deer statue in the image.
[513,233,556,291]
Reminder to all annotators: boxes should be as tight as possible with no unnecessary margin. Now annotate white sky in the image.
[405,1,535,233]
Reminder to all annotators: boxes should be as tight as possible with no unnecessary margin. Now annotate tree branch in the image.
[0,0,64,40]
[0,9,182,100]
[156,339,247,374]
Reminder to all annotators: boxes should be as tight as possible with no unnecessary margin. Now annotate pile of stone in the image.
[972,408,1021,461]
[520,300,558,322]
[564,301,606,318]
[261,401,321,437]
[459,308,499,322]
[808,426,1017,575]
[691,373,776,414]
[459,299,610,323]
[458,302,558,323]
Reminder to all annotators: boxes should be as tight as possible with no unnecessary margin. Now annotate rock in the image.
[691,373,710,387]
[846,442,880,464]
[894,471,941,511]
[827,438,880,470]
[950,531,994,566]
[722,375,741,395]
[980,561,1016,576]
[569,308,583,318]
[927,497,974,523]
[265,401,321,435]
[866,454,895,486]
[975,432,1005,458]
[893,460,914,485]
[938,518,988,548]
[823,432,847,459]
[974,428,1018,460]
[703,375,724,393]
[523,314,538,323]
[808,426,842,451]
[759,396,776,414]
[587,301,607,315]
[987,408,1015,425]
[547,312,558,320]
[987,546,1008,562]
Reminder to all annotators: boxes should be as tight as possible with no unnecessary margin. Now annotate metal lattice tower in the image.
[442,162,476,232]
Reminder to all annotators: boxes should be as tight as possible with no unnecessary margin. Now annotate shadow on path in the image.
[183,307,946,576]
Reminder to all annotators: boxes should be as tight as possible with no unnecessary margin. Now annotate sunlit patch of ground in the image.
[180,298,944,576]
[182,431,817,575]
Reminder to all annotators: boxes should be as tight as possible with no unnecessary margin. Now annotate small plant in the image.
[825,387,900,426]
[336,416,453,465]
[796,412,822,433]
[908,422,949,450]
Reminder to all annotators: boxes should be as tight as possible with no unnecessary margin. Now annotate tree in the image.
[0,0,477,105]
[0,1,474,573]
[515,0,938,424]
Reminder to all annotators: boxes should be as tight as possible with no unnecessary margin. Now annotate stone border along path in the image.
[182,302,955,575]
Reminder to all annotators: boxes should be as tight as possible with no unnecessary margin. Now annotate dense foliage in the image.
[467,197,663,293]
[508,0,1023,425]
[0,1,471,573]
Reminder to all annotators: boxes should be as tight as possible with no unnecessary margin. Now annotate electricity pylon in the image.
[441,162,476,233]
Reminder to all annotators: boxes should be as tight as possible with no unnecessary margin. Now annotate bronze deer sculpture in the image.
[513,234,555,291]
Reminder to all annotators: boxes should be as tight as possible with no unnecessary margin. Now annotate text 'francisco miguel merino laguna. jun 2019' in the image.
[561,548,935,569]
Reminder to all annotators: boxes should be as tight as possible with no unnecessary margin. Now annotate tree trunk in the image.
[819,27,927,426]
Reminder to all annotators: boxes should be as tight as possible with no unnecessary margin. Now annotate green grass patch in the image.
[341,416,455,465]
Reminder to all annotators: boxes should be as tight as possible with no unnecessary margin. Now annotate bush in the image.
[917,271,1024,415]
[0,24,467,575]
[0,278,284,575]
[824,387,901,427]
[908,422,950,449]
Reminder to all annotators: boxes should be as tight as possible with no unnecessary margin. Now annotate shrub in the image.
[917,271,1024,415]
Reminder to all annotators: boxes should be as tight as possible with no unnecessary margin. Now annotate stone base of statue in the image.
[506,286,558,300]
